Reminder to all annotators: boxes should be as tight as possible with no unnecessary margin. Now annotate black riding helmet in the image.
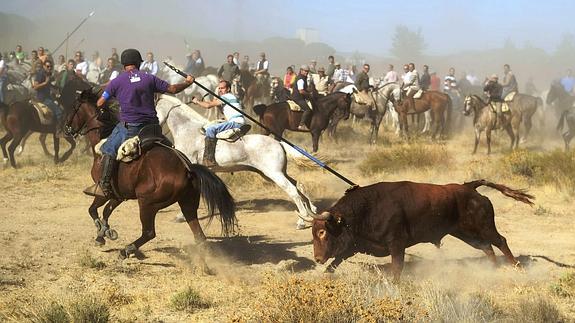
[120,48,143,67]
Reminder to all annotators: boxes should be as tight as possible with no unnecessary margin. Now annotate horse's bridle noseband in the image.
[64,100,101,139]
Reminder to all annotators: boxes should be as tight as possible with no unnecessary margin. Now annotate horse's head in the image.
[64,88,100,138]
[546,80,564,105]
[463,95,483,116]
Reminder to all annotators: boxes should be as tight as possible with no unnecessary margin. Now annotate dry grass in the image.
[499,149,575,192]
[170,287,211,313]
[360,142,452,174]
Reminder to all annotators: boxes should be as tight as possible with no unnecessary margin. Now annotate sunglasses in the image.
[45,65,52,68]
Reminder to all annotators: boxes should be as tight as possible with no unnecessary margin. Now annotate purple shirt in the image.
[105,70,169,123]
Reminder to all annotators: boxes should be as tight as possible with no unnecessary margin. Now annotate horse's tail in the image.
[465,179,534,206]
[253,104,267,117]
[557,110,568,132]
[188,164,236,236]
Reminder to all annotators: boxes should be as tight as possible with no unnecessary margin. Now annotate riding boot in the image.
[203,137,218,168]
[99,154,117,199]
[298,110,312,131]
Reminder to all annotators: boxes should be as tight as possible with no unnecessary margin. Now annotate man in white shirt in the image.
[74,51,89,78]
[383,64,399,83]
[140,52,158,76]
[192,80,248,167]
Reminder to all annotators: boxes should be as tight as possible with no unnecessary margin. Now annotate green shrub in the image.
[30,301,70,323]
[68,296,110,323]
[170,287,211,313]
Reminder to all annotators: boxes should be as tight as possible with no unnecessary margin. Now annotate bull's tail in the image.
[465,179,534,206]
[188,164,237,235]
[253,104,267,117]
[557,110,568,132]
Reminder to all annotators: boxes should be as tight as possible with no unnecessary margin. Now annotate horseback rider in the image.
[443,67,459,95]
[32,60,62,124]
[501,64,518,99]
[217,54,240,83]
[560,69,575,95]
[402,63,420,105]
[355,63,376,110]
[0,53,5,103]
[98,57,121,86]
[315,67,330,96]
[95,48,195,198]
[192,80,246,168]
[419,65,431,91]
[293,65,314,131]
[483,74,505,127]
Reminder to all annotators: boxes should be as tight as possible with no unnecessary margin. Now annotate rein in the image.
[65,101,101,138]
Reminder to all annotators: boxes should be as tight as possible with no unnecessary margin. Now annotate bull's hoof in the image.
[95,236,106,246]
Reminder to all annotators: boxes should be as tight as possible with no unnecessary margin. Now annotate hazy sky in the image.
[3,0,575,55]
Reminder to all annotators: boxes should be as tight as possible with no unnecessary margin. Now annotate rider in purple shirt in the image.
[94,48,194,198]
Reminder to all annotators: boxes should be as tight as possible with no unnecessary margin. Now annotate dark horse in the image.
[393,90,452,139]
[253,92,353,152]
[557,109,575,151]
[546,81,575,121]
[0,78,89,168]
[64,89,236,259]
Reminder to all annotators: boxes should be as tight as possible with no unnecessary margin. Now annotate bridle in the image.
[64,100,101,139]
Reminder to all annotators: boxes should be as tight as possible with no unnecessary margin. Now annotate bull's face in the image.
[311,213,354,264]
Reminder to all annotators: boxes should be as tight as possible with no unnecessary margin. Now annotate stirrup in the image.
[83,183,105,198]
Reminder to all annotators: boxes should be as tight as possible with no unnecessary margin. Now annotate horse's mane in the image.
[79,88,99,104]
[470,94,488,106]
[157,94,208,124]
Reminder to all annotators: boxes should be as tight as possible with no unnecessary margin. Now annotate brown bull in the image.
[311,180,534,281]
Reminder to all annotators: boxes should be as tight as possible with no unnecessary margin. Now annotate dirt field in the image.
[1,121,574,322]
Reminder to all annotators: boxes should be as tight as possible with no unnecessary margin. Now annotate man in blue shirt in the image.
[560,69,575,94]
[95,48,194,198]
[32,60,61,123]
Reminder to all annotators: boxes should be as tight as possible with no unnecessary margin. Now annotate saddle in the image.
[30,100,54,125]
[413,89,424,99]
[200,120,252,142]
[504,91,516,102]
[94,124,173,163]
[286,100,313,112]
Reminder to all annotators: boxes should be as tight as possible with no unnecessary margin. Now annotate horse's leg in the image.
[0,132,13,163]
[486,129,492,155]
[120,203,158,259]
[400,112,409,137]
[522,116,533,142]
[16,131,32,156]
[53,133,60,164]
[178,191,206,243]
[473,128,480,154]
[262,169,313,228]
[58,136,77,163]
[88,196,110,246]
[98,199,122,244]
[39,133,52,156]
[311,129,321,152]
[8,133,24,168]
[505,125,516,151]
[564,130,573,151]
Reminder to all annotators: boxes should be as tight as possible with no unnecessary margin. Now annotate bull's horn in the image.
[310,211,331,220]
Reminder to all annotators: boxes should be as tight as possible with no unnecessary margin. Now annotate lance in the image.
[52,11,95,56]
[163,61,357,187]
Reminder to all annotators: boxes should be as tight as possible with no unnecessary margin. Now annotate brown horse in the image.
[463,95,522,154]
[64,89,236,259]
[506,93,540,141]
[557,109,575,151]
[241,70,271,113]
[253,92,353,152]
[393,90,452,139]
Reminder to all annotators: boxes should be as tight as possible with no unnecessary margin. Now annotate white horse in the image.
[155,94,317,229]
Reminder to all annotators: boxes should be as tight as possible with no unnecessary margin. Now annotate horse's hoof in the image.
[95,236,106,246]
[105,229,118,240]
[324,266,335,274]
[15,146,23,155]
[119,249,129,260]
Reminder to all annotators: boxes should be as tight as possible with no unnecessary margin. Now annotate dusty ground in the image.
[0,120,574,322]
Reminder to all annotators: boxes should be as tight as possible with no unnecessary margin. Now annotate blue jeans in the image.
[42,98,62,121]
[101,122,147,157]
[205,121,242,138]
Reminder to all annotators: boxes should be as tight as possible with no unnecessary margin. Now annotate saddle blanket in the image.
[94,137,141,162]
[31,101,53,125]
[287,100,313,112]
[413,89,424,99]
[489,102,510,113]
[504,91,516,102]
